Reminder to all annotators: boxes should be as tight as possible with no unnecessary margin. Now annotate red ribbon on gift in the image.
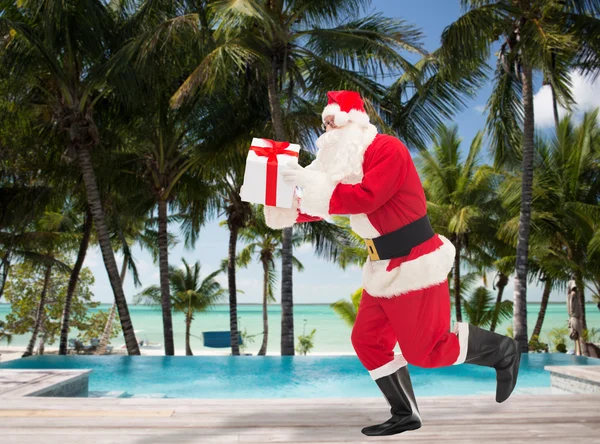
[250,139,299,206]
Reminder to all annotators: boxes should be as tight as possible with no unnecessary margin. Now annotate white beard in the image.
[313,122,375,184]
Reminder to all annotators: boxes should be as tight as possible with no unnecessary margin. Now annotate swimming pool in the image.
[1,354,597,398]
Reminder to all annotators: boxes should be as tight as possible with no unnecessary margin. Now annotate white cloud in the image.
[534,70,600,128]
[474,105,486,114]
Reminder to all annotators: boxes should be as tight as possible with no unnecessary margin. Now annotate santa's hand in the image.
[281,162,310,187]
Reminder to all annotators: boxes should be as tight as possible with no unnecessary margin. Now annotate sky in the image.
[84,0,600,305]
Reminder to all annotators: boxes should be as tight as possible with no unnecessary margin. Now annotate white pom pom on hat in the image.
[321,91,370,128]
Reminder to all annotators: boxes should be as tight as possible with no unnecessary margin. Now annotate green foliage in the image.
[330,288,362,328]
[583,328,600,343]
[239,327,262,353]
[134,258,224,314]
[3,261,105,347]
[506,325,514,338]
[78,310,121,344]
[296,328,317,356]
[462,286,513,328]
[528,335,549,353]
[0,320,12,345]
[548,327,570,353]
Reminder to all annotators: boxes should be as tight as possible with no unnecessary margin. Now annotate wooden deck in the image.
[1,394,599,443]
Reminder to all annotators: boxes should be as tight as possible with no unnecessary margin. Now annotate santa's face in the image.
[314,121,372,184]
[323,114,337,132]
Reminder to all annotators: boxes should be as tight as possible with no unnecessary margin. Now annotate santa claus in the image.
[264,91,521,437]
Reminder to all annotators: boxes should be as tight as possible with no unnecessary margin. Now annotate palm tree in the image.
[463,286,513,329]
[172,0,450,355]
[490,268,512,333]
[21,210,78,357]
[58,207,93,355]
[418,125,496,322]
[237,207,304,355]
[441,0,600,353]
[330,288,363,328]
[0,0,146,355]
[0,320,12,345]
[134,259,224,355]
[500,112,600,343]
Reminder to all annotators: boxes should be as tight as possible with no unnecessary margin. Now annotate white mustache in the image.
[316,128,342,150]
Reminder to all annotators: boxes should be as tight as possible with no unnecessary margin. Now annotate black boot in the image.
[462,324,521,403]
[361,366,422,436]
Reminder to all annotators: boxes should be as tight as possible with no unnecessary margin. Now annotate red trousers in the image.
[351,280,461,379]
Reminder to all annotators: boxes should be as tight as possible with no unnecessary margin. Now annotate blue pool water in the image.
[1,354,597,399]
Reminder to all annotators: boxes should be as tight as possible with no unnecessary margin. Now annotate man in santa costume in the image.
[264,91,521,437]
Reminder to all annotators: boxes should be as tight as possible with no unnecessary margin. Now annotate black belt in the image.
[365,215,434,261]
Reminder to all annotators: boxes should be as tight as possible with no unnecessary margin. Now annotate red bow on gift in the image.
[250,139,299,206]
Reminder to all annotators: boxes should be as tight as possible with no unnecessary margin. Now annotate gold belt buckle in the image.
[365,238,380,261]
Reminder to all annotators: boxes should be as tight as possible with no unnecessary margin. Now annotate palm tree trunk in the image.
[550,83,560,129]
[258,260,270,356]
[75,142,139,355]
[157,199,175,356]
[59,207,93,355]
[267,65,295,356]
[0,251,11,301]
[550,52,560,129]
[185,311,193,356]
[96,257,128,355]
[513,64,535,354]
[280,227,295,355]
[37,330,47,356]
[490,273,509,332]
[532,279,552,339]
[228,225,240,355]
[574,270,587,333]
[22,263,52,358]
[453,237,462,323]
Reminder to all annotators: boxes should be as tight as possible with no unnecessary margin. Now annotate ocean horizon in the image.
[1,302,599,353]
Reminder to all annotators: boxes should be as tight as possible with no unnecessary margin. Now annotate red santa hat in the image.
[322,90,370,128]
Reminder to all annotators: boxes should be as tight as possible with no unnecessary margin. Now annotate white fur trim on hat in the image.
[322,103,341,120]
[362,235,456,298]
[322,103,369,128]
[348,109,370,128]
[298,171,337,218]
[263,198,298,229]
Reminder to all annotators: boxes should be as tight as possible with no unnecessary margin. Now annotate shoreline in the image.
[0,345,356,358]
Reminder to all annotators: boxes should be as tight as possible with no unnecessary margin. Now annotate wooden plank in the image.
[0,394,597,444]
[0,409,173,417]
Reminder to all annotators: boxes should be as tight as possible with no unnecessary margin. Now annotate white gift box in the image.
[239,138,301,209]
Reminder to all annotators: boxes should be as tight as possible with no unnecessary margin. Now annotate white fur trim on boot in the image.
[368,355,408,380]
[452,322,470,365]
[298,171,337,218]
[362,235,456,298]
[263,198,298,230]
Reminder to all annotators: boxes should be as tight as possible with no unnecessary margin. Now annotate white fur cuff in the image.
[368,355,408,380]
[264,198,298,230]
[299,171,337,218]
[453,322,470,365]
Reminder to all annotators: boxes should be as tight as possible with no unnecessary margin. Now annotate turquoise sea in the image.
[1,303,599,353]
